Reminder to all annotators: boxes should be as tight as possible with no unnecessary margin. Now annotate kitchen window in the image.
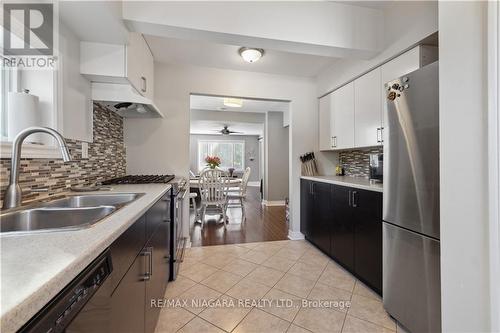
[0,56,62,158]
[198,140,245,172]
[0,63,10,141]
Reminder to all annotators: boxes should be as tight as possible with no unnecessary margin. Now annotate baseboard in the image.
[262,200,285,206]
[247,181,260,187]
[288,230,305,240]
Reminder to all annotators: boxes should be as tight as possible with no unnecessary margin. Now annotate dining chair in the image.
[226,167,251,221]
[198,168,229,229]
[189,192,199,222]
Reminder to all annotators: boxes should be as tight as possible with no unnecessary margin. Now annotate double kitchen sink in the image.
[0,193,144,235]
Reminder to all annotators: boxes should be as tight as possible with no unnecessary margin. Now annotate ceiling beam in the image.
[122,1,383,59]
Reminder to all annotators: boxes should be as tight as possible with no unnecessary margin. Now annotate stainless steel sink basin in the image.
[0,193,144,235]
[0,206,116,234]
[42,193,143,209]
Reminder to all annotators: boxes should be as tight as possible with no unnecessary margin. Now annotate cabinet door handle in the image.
[141,76,147,93]
[348,190,351,207]
[141,247,153,281]
[376,128,381,143]
[380,127,384,143]
[352,191,358,208]
[331,136,335,148]
[311,183,315,196]
[334,136,337,147]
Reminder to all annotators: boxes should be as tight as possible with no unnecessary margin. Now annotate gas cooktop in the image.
[102,175,175,185]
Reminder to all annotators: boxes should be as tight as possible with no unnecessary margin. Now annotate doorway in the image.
[188,94,290,246]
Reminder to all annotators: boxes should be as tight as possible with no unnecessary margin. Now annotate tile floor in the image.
[155,240,401,333]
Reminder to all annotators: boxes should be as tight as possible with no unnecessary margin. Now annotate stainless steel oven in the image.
[167,178,188,281]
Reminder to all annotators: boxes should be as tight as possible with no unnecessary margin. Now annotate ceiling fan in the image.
[214,125,242,135]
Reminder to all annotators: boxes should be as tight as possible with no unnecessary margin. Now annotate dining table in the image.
[189,177,242,188]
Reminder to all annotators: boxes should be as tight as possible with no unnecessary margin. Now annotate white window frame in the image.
[0,56,61,159]
[197,140,245,172]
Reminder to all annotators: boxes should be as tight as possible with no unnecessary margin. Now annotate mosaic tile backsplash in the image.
[338,147,384,178]
[0,103,126,207]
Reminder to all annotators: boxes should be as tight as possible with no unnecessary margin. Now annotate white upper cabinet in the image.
[126,33,154,100]
[331,82,355,149]
[317,44,438,151]
[354,67,382,148]
[318,94,332,151]
[80,33,154,100]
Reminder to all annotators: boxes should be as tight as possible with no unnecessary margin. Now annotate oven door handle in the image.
[177,189,188,201]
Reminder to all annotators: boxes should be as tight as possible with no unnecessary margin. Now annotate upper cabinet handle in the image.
[376,128,381,143]
[141,76,147,93]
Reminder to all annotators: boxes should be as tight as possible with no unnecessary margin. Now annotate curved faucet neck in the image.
[4,127,72,210]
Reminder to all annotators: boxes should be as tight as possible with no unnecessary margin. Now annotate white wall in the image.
[190,109,265,125]
[316,1,438,97]
[124,63,317,240]
[439,1,493,331]
[265,112,289,202]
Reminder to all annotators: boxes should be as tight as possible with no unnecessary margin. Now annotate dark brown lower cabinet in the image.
[311,182,333,255]
[110,253,147,333]
[301,180,333,255]
[353,189,382,294]
[331,185,355,272]
[65,195,170,333]
[145,222,170,333]
[300,180,383,295]
[300,179,312,236]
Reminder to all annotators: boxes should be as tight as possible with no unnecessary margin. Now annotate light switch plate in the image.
[81,142,89,159]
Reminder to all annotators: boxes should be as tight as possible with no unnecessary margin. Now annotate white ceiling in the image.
[190,95,289,113]
[190,120,263,136]
[145,35,339,77]
[60,2,128,44]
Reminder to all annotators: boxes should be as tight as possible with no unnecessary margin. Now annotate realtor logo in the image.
[3,3,53,56]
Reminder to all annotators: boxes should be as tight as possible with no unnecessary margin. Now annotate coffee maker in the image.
[369,153,383,183]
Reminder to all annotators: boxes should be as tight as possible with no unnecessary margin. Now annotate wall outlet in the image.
[81,142,89,159]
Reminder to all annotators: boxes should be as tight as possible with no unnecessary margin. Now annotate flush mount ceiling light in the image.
[239,47,264,63]
[223,97,243,108]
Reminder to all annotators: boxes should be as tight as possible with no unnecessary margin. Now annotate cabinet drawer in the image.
[109,216,146,292]
[146,193,170,241]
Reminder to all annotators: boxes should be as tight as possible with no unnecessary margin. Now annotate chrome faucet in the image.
[3,127,72,210]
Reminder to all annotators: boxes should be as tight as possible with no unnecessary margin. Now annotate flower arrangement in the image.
[205,156,221,169]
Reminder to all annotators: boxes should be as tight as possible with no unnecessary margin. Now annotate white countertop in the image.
[301,175,383,193]
[0,184,172,333]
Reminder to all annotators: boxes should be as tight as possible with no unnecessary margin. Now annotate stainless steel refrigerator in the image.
[383,61,441,333]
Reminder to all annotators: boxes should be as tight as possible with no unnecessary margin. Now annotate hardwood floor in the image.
[189,186,288,247]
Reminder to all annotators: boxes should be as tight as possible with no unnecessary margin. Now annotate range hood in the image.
[91,83,164,118]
